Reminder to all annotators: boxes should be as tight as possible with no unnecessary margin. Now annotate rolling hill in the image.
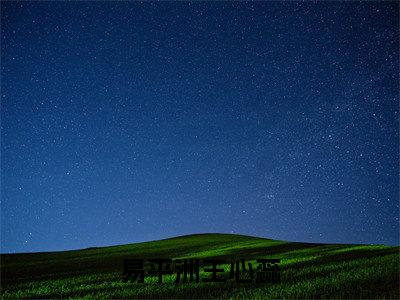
[1,233,399,299]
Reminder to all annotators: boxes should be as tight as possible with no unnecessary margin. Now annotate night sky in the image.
[1,1,399,253]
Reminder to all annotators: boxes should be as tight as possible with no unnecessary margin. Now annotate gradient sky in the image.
[1,1,399,253]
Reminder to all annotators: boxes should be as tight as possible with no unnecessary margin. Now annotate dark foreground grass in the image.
[1,233,399,299]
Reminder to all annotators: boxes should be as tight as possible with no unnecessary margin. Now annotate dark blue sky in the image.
[1,1,398,253]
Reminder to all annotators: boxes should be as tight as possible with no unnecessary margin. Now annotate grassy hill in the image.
[1,233,399,299]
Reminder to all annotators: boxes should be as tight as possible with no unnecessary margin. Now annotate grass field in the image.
[1,233,399,299]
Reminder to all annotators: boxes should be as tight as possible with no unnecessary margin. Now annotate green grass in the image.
[1,233,399,299]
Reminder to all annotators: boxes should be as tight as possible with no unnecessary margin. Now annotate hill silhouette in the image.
[1,233,399,298]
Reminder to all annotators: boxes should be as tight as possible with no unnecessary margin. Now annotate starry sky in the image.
[1,1,399,253]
